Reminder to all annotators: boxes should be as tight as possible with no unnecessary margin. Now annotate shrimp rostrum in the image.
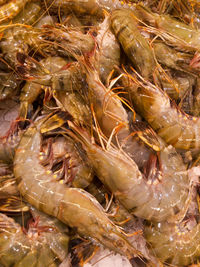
[14,120,142,261]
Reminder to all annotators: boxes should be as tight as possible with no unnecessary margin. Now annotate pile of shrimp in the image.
[1,0,200,266]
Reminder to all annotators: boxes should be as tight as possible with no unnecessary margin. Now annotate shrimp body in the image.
[128,77,200,149]
[111,9,156,79]
[46,0,135,18]
[0,0,29,23]
[153,42,198,75]
[95,15,120,83]
[0,211,69,267]
[145,220,200,266]
[14,124,140,259]
[69,123,190,222]
[136,4,200,52]
[19,57,68,119]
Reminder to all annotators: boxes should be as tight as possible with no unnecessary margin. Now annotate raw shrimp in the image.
[0,210,69,266]
[42,25,95,57]
[14,121,142,260]
[152,41,199,75]
[40,135,94,188]
[45,0,135,18]
[145,219,200,266]
[19,56,68,119]
[82,61,158,169]
[67,122,191,223]
[0,72,20,100]
[0,133,21,164]
[0,0,29,24]
[126,71,200,150]
[110,8,156,79]
[12,2,41,25]
[136,4,200,52]
[95,15,120,83]
[83,61,129,140]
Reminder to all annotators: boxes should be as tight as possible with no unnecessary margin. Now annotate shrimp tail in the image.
[40,111,72,134]
[16,52,50,80]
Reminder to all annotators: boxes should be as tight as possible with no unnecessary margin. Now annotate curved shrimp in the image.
[110,8,156,79]
[126,70,200,150]
[14,121,142,260]
[0,211,69,267]
[67,122,191,223]
[144,219,200,266]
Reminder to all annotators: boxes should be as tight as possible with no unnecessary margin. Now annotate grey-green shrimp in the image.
[110,8,156,79]
[136,4,200,52]
[95,15,120,83]
[67,122,191,223]
[0,0,30,24]
[145,219,200,266]
[19,56,68,119]
[0,210,69,267]
[14,121,142,260]
[126,70,200,150]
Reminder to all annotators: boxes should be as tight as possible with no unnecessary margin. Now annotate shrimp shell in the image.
[14,122,141,260]
[136,4,200,52]
[110,8,156,79]
[68,123,191,223]
[145,220,200,266]
[127,74,200,150]
[0,211,69,266]
[0,0,29,23]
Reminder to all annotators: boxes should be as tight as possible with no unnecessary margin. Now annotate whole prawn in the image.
[14,120,142,260]
[68,122,191,223]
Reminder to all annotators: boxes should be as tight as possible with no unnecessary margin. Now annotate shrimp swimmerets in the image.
[0,210,69,267]
[145,219,200,266]
[14,121,142,260]
[67,122,191,223]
